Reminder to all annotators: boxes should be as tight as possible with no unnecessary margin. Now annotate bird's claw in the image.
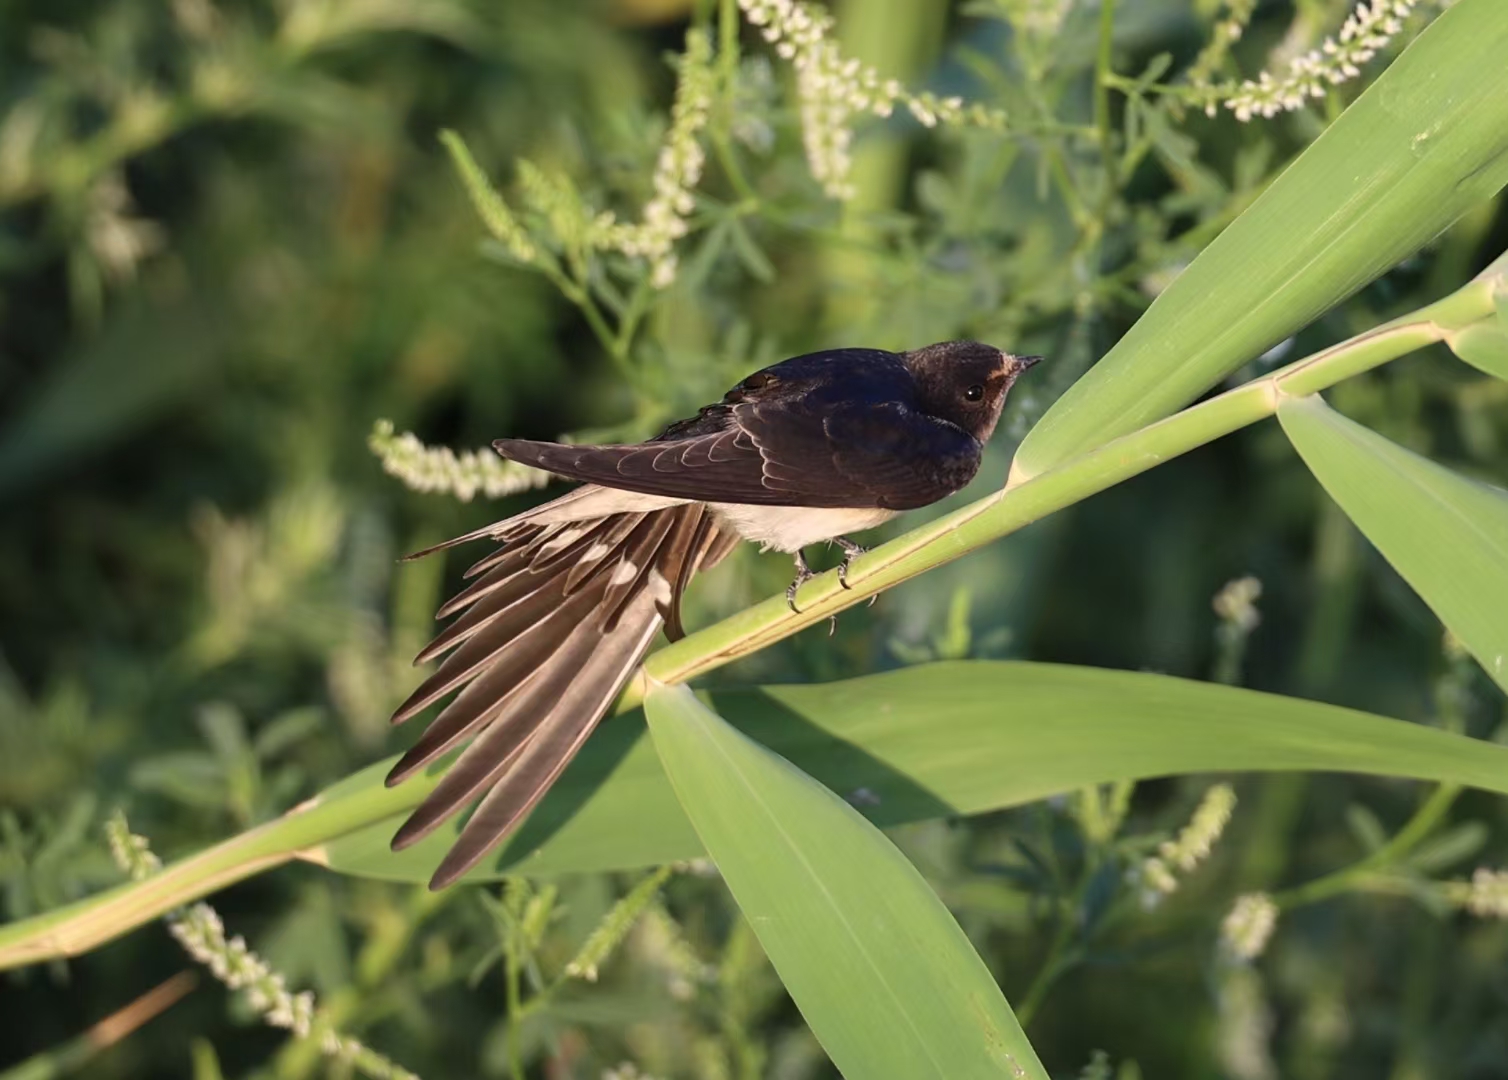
[786,551,816,613]
[792,540,873,626]
[834,537,867,591]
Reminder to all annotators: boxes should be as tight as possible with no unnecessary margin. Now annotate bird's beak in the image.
[1012,354,1044,372]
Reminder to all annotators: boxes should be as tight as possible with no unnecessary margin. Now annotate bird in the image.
[386,340,1042,888]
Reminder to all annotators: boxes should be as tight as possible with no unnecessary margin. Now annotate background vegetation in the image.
[2,0,1506,1077]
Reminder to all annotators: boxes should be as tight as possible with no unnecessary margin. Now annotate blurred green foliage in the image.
[1,0,1506,1077]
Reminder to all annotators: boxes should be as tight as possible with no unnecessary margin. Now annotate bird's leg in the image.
[786,549,816,613]
[833,536,867,590]
[833,537,878,607]
[828,538,876,633]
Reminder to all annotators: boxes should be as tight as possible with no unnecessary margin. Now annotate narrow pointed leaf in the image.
[1278,393,1508,693]
[313,661,1508,881]
[11,661,1508,969]
[1448,320,1508,380]
[1014,0,1508,478]
[642,682,1048,1080]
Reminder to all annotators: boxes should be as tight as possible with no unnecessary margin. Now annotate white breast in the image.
[708,503,899,553]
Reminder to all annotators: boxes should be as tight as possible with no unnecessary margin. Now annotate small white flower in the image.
[995,0,1075,38]
[595,29,715,288]
[603,1065,661,1080]
[1134,784,1238,907]
[86,171,165,282]
[105,813,419,1080]
[1214,576,1263,634]
[1164,784,1238,871]
[1221,0,1422,122]
[1221,893,1279,961]
[1449,867,1508,918]
[367,420,550,503]
[1135,856,1181,909]
[738,0,1007,197]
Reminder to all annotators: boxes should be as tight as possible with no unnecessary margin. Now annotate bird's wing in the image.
[495,398,982,512]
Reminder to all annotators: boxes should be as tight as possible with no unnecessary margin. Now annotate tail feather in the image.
[666,508,739,640]
[428,591,664,888]
[599,512,679,633]
[562,513,648,593]
[423,517,638,654]
[417,561,563,664]
[438,533,568,618]
[401,520,521,563]
[401,480,680,566]
[388,585,605,782]
[438,532,548,616]
[391,574,580,723]
[459,526,538,580]
[392,622,602,847]
[388,491,731,888]
[662,509,713,641]
[390,511,675,786]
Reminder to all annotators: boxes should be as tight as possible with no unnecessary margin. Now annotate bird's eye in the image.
[964,384,985,403]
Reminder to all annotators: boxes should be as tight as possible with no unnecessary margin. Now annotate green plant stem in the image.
[569,284,632,377]
[506,938,525,1080]
[0,270,1498,973]
[1013,900,1081,1027]
[1094,0,1120,198]
[613,279,653,361]
[273,886,451,1079]
[719,0,741,89]
[713,134,762,206]
[1103,73,1224,104]
[0,772,427,969]
[1272,783,1462,909]
[1017,803,1128,1025]
[0,97,204,206]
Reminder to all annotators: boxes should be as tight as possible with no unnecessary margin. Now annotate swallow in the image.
[387,340,1041,887]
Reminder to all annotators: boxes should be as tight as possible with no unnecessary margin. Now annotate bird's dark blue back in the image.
[656,348,912,441]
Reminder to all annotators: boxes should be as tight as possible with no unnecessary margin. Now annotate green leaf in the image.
[642,682,1048,1080]
[1404,821,1487,874]
[12,661,1508,969]
[1448,320,1508,380]
[1278,394,1508,694]
[726,218,776,283]
[313,662,1508,882]
[1345,803,1387,854]
[1014,0,1508,478]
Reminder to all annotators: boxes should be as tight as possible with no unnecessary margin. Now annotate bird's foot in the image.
[833,537,867,590]
[786,551,816,613]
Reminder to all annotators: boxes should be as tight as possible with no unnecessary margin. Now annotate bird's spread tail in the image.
[388,496,735,889]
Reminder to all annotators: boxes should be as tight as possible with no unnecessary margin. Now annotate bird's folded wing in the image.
[495,398,981,511]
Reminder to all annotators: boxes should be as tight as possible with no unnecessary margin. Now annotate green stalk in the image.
[1272,784,1461,909]
[1093,0,1120,215]
[505,935,525,1080]
[0,773,424,969]
[0,268,1499,973]
[821,0,947,330]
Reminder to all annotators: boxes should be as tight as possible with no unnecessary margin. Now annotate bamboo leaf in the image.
[1278,393,1508,693]
[1013,0,1508,479]
[9,661,1508,969]
[1448,320,1508,380]
[314,662,1508,882]
[641,682,1048,1080]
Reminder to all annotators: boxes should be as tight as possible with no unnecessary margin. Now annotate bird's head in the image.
[901,340,1042,444]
